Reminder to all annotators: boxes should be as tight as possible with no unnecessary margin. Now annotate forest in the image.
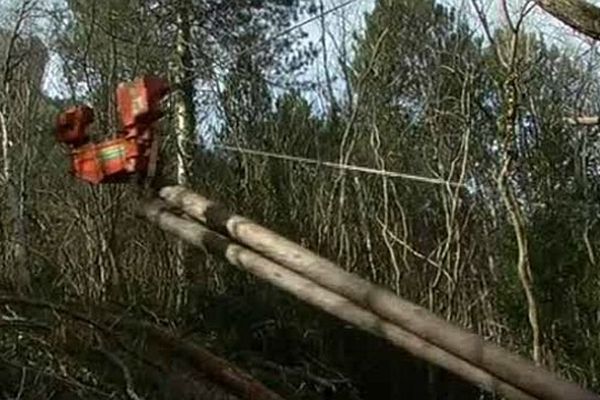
[1,0,600,399]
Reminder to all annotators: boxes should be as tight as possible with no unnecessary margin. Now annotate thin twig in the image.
[96,347,142,400]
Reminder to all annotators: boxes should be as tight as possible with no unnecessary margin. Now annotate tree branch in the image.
[136,321,287,400]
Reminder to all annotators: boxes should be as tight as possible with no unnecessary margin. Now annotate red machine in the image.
[55,76,170,185]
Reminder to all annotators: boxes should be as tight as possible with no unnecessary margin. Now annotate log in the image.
[158,186,599,400]
[142,199,538,400]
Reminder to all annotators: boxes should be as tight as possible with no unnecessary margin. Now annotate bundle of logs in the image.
[142,186,600,400]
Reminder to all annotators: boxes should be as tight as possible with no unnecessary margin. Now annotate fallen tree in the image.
[0,294,288,400]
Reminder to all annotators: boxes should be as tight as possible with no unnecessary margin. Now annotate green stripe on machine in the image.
[99,146,126,161]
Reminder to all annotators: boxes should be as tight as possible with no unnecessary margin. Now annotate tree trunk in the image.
[171,0,196,313]
[0,4,36,291]
[537,0,600,40]
[0,107,10,267]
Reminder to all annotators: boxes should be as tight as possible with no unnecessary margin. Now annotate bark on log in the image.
[158,186,599,400]
[141,199,538,400]
[537,0,600,41]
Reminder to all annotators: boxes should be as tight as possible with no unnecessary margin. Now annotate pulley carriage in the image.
[55,76,169,185]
